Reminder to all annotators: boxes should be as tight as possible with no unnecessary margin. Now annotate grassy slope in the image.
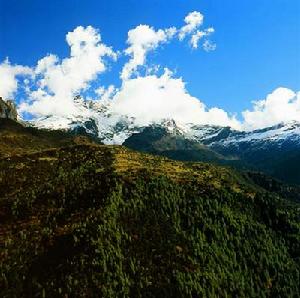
[0,120,299,297]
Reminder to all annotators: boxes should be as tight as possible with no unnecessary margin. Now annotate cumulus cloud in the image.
[120,10,216,81]
[111,68,240,128]
[114,12,221,127]
[178,11,215,50]
[20,26,116,117]
[121,25,176,80]
[179,11,204,40]
[0,58,33,99]
[8,11,298,132]
[242,87,300,130]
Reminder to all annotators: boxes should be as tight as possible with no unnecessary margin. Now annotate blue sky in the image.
[0,0,300,128]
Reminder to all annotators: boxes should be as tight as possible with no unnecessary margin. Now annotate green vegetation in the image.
[0,120,299,297]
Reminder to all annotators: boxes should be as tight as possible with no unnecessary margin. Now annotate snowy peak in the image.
[148,119,188,135]
[185,124,239,144]
[216,121,300,148]
[30,96,300,148]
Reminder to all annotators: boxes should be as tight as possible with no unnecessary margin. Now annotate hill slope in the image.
[0,134,299,297]
[123,120,300,185]
[123,124,225,163]
[0,119,100,158]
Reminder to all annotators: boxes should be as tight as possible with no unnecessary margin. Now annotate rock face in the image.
[0,97,18,120]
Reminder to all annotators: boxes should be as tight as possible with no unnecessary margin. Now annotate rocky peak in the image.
[156,119,188,135]
[0,97,18,121]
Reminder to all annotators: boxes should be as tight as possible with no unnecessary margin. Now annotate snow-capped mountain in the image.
[185,121,300,151]
[30,96,300,150]
[29,96,300,184]
[30,96,143,144]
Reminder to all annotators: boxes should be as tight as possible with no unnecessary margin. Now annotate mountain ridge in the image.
[3,96,300,184]
[27,96,300,146]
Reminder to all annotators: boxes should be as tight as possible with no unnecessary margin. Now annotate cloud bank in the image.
[112,68,240,128]
[0,11,299,131]
[242,88,300,130]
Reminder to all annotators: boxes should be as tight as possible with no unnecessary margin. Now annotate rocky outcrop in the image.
[0,97,18,120]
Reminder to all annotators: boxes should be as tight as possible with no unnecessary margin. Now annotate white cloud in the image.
[179,11,204,40]
[202,39,217,52]
[20,26,116,117]
[0,58,33,99]
[113,12,222,128]
[121,25,176,80]
[190,28,215,49]
[13,12,300,133]
[17,11,216,124]
[111,68,240,128]
[242,87,300,130]
[120,10,214,81]
[190,31,206,49]
[95,84,116,101]
[178,12,215,50]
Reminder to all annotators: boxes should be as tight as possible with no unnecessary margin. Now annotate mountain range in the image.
[29,97,300,185]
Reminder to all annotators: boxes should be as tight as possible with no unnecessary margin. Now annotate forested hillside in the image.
[0,138,299,297]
